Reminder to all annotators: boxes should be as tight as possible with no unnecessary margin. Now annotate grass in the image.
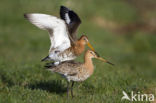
[0,0,156,103]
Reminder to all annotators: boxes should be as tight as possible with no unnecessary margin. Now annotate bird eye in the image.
[90,51,93,54]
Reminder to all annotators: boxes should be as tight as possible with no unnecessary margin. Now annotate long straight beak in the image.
[96,57,114,66]
[87,42,95,51]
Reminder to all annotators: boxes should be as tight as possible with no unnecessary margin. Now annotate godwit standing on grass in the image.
[45,50,114,97]
[24,6,95,65]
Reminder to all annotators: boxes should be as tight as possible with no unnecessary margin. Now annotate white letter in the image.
[131,91,137,101]
[149,94,154,101]
[141,94,148,101]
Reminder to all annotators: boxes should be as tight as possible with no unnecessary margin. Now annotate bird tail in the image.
[44,62,55,68]
[41,56,50,61]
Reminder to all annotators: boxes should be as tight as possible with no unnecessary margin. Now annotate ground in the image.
[0,0,156,103]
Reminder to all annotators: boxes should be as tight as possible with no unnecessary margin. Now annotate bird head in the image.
[79,35,95,51]
[86,50,114,65]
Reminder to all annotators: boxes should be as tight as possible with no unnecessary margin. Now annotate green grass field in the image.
[0,0,156,103]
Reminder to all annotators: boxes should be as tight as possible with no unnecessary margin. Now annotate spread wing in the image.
[24,13,71,53]
[60,6,81,41]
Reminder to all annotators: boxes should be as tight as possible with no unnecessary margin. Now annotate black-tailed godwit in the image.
[45,50,114,97]
[24,6,95,65]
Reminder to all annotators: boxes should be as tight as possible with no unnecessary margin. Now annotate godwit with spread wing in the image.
[45,50,114,97]
[24,6,94,65]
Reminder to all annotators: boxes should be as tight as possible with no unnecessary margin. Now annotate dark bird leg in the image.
[71,81,74,98]
[67,81,70,98]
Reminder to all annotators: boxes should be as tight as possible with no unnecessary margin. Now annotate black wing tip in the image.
[60,5,65,8]
[60,6,69,21]
[60,5,70,16]
[60,5,69,11]
[24,13,28,18]
[24,13,31,19]
[69,11,81,23]
[60,6,81,23]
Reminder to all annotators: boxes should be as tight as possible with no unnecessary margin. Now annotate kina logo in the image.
[121,91,154,102]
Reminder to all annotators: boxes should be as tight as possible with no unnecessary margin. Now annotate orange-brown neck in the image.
[84,55,94,75]
[71,40,85,56]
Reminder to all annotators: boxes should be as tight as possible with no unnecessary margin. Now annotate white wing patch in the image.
[25,13,71,53]
[65,13,71,24]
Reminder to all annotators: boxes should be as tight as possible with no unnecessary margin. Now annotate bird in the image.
[24,6,95,65]
[45,50,114,98]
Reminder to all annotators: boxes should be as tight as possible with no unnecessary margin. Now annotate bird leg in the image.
[71,81,74,98]
[67,81,70,98]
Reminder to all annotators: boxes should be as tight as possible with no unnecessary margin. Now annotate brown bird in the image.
[45,50,114,97]
[24,6,95,65]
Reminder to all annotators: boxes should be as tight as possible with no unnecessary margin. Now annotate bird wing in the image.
[60,6,81,42]
[48,61,82,75]
[24,13,71,53]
